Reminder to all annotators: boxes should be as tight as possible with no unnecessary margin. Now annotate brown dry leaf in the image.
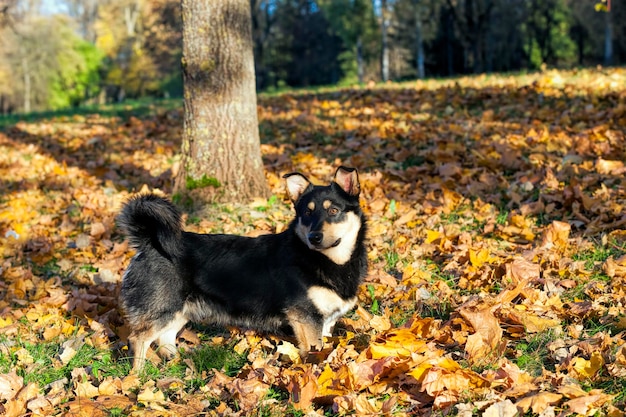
[595,158,625,175]
[505,258,540,284]
[459,302,503,362]
[603,255,626,278]
[483,400,519,417]
[74,380,100,398]
[285,366,317,411]
[420,358,489,398]
[540,220,571,250]
[564,392,615,416]
[516,392,563,414]
[0,371,23,402]
[98,378,121,396]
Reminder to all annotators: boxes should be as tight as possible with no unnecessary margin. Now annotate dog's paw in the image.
[157,344,178,360]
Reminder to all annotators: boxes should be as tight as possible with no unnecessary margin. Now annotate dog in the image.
[117,166,367,370]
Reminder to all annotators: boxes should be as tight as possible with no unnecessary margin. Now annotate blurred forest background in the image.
[0,0,623,115]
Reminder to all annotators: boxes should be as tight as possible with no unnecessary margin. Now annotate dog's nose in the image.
[308,232,323,246]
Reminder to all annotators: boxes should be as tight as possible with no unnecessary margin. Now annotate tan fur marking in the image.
[129,328,157,371]
[286,310,322,355]
[323,200,332,209]
[129,312,188,371]
[307,201,315,211]
[319,212,361,265]
[156,312,188,358]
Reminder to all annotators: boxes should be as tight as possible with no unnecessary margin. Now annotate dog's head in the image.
[284,166,363,265]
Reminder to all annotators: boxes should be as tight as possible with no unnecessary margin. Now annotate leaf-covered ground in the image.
[1,68,626,416]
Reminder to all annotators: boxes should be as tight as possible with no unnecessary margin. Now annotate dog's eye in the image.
[328,207,339,216]
[304,209,312,216]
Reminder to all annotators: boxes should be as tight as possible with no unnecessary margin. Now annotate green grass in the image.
[133,340,247,392]
[572,239,626,271]
[0,97,182,128]
[384,250,400,273]
[562,273,611,302]
[0,336,130,387]
[417,298,454,322]
[186,174,221,190]
[496,210,509,225]
[188,342,247,377]
[366,284,381,316]
[254,195,281,213]
[580,317,620,338]
[254,387,306,417]
[514,330,559,377]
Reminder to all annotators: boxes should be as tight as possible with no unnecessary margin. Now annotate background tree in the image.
[1,0,626,114]
[173,0,269,203]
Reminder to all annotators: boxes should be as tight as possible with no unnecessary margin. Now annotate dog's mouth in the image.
[313,238,341,250]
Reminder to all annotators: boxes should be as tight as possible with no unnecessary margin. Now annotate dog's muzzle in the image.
[308,232,323,246]
[308,232,341,249]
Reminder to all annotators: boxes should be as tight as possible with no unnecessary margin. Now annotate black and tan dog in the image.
[117,166,367,370]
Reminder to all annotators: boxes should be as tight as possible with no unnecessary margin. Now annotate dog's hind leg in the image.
[155,312,188,360]
[128,312,188,371]
[129,328,158,372]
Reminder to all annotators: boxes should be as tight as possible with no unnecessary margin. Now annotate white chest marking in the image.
[307,286,356,337]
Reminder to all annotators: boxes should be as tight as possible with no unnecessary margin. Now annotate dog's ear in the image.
[284,173,312,202]
[333,166,360,196]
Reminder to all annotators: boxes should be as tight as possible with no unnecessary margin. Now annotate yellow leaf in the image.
[407,360,433,382]
[469,248,491,267]
[317,364,345,397]
[425,229,441,244]
[368,328,428,359]
[276,341,302,363]
[519,314,561,333]
[572,351,604,379]
[137,386,165,404]
[74,380,99,398]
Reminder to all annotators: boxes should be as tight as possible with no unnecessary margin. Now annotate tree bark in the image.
[356,36,364,83]
[380,0,389,82]
[414,0,425,79]
[604,8,613,66]
[175,0,269,203]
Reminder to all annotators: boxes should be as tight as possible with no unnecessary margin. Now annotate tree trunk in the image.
[604,8,613,66]
[175,0,269,203]
[414,2,425,79]
[356,36,364,83]
[380,0,389,82]
[21,54,30,113]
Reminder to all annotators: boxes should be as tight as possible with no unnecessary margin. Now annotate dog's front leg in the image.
[286,310,323,357]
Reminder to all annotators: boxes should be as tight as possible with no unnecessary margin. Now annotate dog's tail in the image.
[117,194,183,259]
